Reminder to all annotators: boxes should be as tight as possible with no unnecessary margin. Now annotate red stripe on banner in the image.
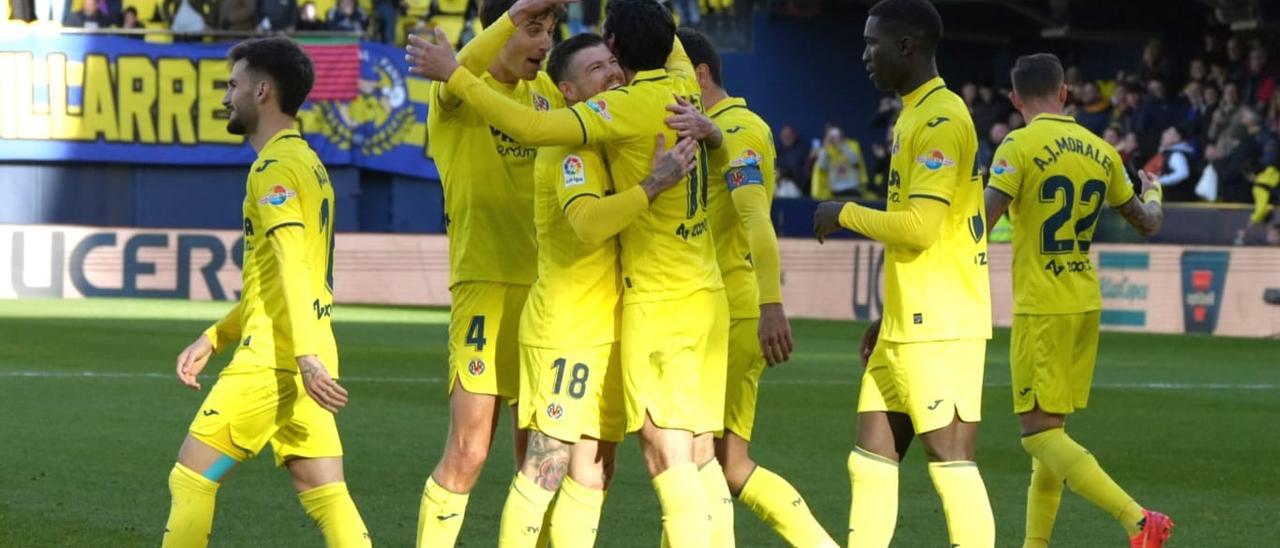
[301,43,361,101]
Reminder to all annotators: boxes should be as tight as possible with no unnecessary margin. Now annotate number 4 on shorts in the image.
[465,315,487,351]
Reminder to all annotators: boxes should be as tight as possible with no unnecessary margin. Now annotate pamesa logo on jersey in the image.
[730,148,761,167]
[314,48,416,157]
[259,185,296,206]
[917,149,954,170]
[992,158,1016,175]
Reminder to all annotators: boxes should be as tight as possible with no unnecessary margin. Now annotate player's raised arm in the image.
[1115,170,1164,237]
[563,134,697,246]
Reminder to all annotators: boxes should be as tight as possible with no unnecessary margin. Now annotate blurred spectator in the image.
[961,82,978,108]
[971,85,1011,137]
[1226,36,1247,79]
[1186,81,1218,145]
[296,0,325,30]
[327,0,367,32]
[1151,125,1200,201]
[1188,57,1208,85]
[869,95,901,133]
[1265,91,1280,133]
[1242,47,1277,110]
[1139,38,1173,83]
[1103,126,1123,148]
[1074,81,1111,136]
[167,0,210,33]
[1007,110,1024,130]
[260,0,298,31]
[1208,61,1231,89]
[216,0,256,30]
[776,125,810,197]
[120,6,145,35]
[672,0,698,27]
[812,124,867,199]
[65,0,116,28]
[1214,110,1275,203]
[1117,130,1141,170]
[866,125,892,198]
[1138,79,1177,155]
[1203,31,1227,67]
[371,0,403,43]
[1112,83,1142,134]
[1208,81,1243,145]
[978,122,1009,172]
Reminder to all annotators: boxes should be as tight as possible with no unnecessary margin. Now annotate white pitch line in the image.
[0,370,1275,390]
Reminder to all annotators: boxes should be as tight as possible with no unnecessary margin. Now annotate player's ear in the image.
[1058,83,1069,104]
[557,81,576,103]
[1009,90,1025,111]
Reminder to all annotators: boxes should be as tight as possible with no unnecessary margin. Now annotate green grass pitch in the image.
[0,298,1276,547]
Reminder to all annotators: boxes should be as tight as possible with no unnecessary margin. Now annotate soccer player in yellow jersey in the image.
[162,37,369,548]
[677,28,838,548]
[984,53,1172,548]
[408,2,731,544]
[497,33,698,547]
[409,1,574,545]
[813,1,994,546]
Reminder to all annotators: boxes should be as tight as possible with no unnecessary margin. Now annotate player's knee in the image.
[445,437,492,476]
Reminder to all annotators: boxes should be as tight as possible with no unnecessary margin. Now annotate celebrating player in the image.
[408,1,571,546]
[162,37,370,548]
[407,1,732,544]
[812,0,996,546]
[984,53,1172,548]
[497,33,699,547]
[677,27,838,548]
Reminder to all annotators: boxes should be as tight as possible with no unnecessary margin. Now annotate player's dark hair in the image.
[547,33,606,85]
[602,0,675,72]
[1010,53,1064,100]
[868,0,943,51]
[227,37,314,117]
[676,27,722,87]
[480,0,517,28]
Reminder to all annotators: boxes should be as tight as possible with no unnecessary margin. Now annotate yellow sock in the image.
[548,475,605,548]
[653,463,711,548]
[162,463,219,548]
[416,476,470,548]
[927,461,996,548]
[847,448,899,548]
[498,473,555,548]
[698,459,735,548]
[1024,457,1063,548]
[298,481,371,548]
[740,465,838,548]
[1022,428,1145,536]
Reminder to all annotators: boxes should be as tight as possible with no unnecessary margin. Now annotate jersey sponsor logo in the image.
[259,185,297,206]
[467,358,486,376]
[532,93,551,112]
[675,218,709,240]
[546,402,564,420]
[562,154,586,188]
[729,148,761,167]
[917,150,955,170]
[585,98,611,121]
[992,158,1016,175]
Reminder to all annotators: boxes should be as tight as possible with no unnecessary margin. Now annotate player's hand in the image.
[175,334,214,390]
[665,97,720,145]
[405,27,461,82]
[1137,170,1163,202]
[860,319,881,368]
[297,355,349,414]
[759,303,794,366]
[508,0,576,25]
[813,201,845,243]
[643,134,697,202]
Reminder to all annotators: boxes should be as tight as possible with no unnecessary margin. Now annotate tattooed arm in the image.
[1115,170,1165,238]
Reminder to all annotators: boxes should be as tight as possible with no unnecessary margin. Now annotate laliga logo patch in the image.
[562,154,586,187]
[546,402,564,420]
[917,150,954,170]
[992,158,1015,175]
[730,148,760,167]
[532,93,551,112]
[586,99,611,121]
[467,358,485,376]
[259,185,297,206]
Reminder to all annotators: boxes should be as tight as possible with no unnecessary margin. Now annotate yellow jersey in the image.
[988,112,1135,315]
[428,71,565,287]
[209,129,338,373]
[519,145,622,348]
[881,77,991,343]
[706,97,780,319]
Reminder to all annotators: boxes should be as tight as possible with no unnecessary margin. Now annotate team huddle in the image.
[157,0,1176,547]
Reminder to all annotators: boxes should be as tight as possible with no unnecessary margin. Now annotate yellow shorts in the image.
[621,289,729,435]
[1010,311,1101,415]
[857,338,986,434]
[448,282,529,400]
[723,318,766,441]
[188,363,342,467]
[518,342,624,444]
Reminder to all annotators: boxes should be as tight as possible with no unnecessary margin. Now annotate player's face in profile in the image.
[223,60,256,135]
[566,45,624,101]
[862,16,899,92]
[501,13,556,81]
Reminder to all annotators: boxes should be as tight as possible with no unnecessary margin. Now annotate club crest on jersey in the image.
[563,155,586,187]
[546,402,564,420]
[532,93,551,112]
[917,150,954,170]
[992,158,1016,175]
[467,358,485,376]
[730,148,761,167]
[585,99,611,120]
[259,185,297,206]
